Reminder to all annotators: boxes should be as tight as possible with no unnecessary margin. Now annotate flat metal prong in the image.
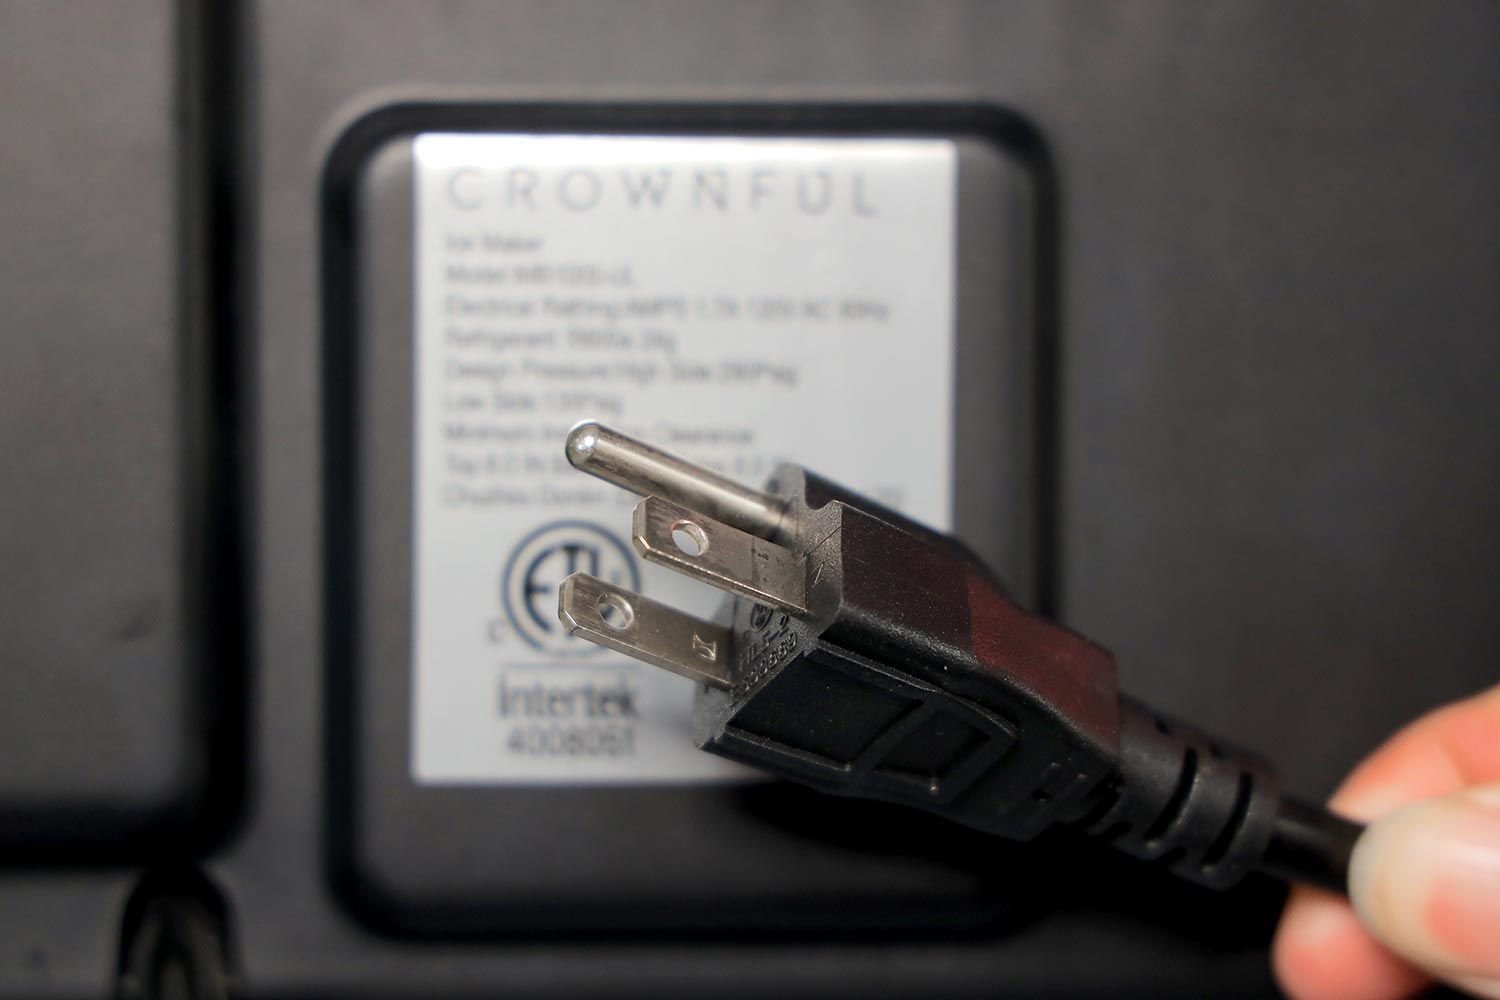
[632,497,809,615]
[557,573,734,689]
[565,421,785,540]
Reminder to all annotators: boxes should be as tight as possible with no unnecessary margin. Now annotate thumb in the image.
[1349,784,1500,997]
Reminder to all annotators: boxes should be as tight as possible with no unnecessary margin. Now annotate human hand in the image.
[1274,684,1500,998]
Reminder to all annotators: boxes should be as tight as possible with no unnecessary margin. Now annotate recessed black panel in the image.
[324,108,1044,935]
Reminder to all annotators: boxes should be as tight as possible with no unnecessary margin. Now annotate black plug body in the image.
[558,423,1359,893]
[696,465,1284,888]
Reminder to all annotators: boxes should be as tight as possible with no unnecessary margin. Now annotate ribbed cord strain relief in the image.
[1084,698,1281,889]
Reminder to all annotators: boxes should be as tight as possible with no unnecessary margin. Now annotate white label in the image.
[411,133,956,783]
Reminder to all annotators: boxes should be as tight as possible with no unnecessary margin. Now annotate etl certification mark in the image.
[499,521,640,654]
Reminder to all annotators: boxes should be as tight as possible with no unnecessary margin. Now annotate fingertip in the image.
[1349,786,1500,981]
[1273,686,1500,999]
[1274,886,1429,1000]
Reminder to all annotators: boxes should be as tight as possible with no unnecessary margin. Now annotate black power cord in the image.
[556,422,1363,894]
[1261,797,1366,893]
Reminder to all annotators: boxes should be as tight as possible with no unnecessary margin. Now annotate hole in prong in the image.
[596,592,635,630]
[670,520,709,557]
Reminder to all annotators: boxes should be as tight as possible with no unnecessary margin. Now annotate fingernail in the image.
[1349,785,1500,979]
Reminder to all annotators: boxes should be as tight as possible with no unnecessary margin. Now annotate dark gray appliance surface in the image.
[0,1,1496,998]
[0,2,224,996]
[0,1,217,853]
